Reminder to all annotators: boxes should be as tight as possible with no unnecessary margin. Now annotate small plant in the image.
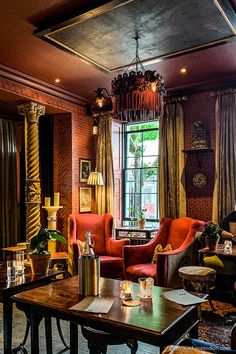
[200,221,221,241]
[29,227,66,255]
[128,206,136,218]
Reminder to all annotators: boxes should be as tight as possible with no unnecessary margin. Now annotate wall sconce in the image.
[95,88,111,109]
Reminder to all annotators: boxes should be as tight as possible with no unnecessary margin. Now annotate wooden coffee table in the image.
[13,276,203,353]
[0,261,63,354]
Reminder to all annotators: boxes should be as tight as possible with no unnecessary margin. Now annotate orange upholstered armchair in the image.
[123,217,205,288]
[68,213,130,278]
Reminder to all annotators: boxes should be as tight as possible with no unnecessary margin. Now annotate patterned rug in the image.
[199,301,236,348]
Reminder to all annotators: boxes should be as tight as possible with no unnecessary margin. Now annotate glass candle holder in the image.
[7,260,17,282]
[120,280,133,300]
[224,240,232,254]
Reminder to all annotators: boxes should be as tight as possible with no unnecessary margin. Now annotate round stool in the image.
[81,325,138,354]
[178,266,216,309]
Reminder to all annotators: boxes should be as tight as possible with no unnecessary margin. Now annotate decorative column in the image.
[18,102,45,241]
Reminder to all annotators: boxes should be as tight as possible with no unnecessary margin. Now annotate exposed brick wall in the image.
[183,92,216,221]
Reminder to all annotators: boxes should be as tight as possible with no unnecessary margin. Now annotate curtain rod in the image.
[164,95,188,103]
[211,88,236,96]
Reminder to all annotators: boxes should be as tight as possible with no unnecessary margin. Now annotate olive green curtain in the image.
[159,102,186,219]
[0,118,18,247]
[96,113,114,214]
[212,91,236,223]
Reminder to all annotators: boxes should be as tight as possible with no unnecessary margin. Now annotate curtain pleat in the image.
[0,118,18,247]
[96,113,114,214]
[212,92,236,222]
[159,102,186,219]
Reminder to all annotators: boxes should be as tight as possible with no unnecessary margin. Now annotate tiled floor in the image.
[0,304,160,353]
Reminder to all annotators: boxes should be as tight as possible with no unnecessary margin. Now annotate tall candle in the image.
[54,192,60,206]
[45,197,51,207]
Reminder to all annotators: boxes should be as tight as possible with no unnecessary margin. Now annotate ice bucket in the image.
[78,255,100,296]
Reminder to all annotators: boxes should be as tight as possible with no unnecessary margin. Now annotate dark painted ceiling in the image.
[0,0,236,110]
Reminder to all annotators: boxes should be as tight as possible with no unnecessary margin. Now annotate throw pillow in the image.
[151,244,172,264]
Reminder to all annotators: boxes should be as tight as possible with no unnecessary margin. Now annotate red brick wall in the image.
[183,92,217,221]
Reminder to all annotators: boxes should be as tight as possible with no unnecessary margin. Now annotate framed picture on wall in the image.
[80,159,91,182]
[79,187,92,213]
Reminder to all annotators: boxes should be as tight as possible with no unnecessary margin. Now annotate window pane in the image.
[143,131,158,156]
[126,122,158,132]
[143,193,158,220]
[143,156,158,168]
[126,157,142,168]
[125,169,140,182]
[126,132,142,158]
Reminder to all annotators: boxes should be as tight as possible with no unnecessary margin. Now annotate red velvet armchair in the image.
[68,213,130,278]
[123,217,205,288]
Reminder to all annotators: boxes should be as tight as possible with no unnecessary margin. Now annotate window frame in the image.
[122,122,159,225]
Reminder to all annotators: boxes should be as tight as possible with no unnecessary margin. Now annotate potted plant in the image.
[128,206,136,226]
[137,208,147,229]
[28,227,66,275]
[199,221,221,252]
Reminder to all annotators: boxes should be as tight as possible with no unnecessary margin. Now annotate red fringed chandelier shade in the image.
[111,69,165,122]
[95,34,165,122]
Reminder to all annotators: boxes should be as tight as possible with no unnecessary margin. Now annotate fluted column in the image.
[18,102,45,241]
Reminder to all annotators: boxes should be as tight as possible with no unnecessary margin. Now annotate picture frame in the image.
[79,187,92,213]
[80,159,91,183]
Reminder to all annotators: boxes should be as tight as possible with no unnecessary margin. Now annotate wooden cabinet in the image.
[115,227,158,245]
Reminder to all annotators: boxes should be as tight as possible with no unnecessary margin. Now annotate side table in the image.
[178,266,216,310]
[115,227,158,245]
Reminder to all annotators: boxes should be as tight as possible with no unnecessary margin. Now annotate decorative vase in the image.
[205,236,219,252]
[28,253,51,276]
[137,218,146,229]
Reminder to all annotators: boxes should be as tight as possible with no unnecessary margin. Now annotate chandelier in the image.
[95,34,165,122]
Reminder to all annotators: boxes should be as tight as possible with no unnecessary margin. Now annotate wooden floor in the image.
[0,304,159,353]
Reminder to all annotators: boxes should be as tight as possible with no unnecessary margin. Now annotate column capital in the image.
[17,102,45,123]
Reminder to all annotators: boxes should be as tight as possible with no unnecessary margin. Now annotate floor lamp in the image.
[87,169,104,213]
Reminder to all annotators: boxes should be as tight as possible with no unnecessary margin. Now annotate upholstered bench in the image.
[178,266,216,309]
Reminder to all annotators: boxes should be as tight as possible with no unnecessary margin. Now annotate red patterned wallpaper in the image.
[183,92,217,221]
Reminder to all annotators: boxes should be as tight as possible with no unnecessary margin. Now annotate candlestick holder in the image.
[42,205,63,252]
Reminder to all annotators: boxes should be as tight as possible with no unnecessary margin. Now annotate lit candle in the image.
[45,197,51,207]
[54,192,60,206]
[120,280,132,300]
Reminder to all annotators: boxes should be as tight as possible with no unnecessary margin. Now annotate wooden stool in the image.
[162,345,212,354]
[178,266,216,309]
[81,325,138,354]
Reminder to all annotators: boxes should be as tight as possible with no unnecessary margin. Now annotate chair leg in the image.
[56,318,70,349]
[127,341,138,354]
[88,340,107,354]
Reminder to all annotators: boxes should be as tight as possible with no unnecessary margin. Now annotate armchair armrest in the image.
[107,238,130,257]
[157,240,196,288]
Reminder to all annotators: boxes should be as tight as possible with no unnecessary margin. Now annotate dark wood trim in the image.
[0,64,90,106]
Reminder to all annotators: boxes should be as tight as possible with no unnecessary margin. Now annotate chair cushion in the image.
[125,263,156,283]
[151,243,172,264]
[100,256,123,278]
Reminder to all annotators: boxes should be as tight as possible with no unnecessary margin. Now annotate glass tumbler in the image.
[139,277,154,298]
[16,250,25,275]
[224,240,232,254]
[7,260,17,282]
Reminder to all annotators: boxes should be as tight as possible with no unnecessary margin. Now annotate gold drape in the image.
[96,113,114,214]
[159,102,186,219]
[212,92,236,223]
[0,118,18,247]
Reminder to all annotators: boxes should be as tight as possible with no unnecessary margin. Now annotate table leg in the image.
[45,315,52,354]
[3,297,13,354]
[31,306,41,354]
[70,322,78,354]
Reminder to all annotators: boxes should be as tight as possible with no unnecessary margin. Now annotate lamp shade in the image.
[87,172,104,186]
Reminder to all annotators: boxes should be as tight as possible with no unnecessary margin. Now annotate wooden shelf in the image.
[182,148,213,154]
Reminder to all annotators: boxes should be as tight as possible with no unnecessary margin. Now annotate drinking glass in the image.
[16,250,25,275]
[7,260,17,282]
[138,277,154,299]
[224,240,232,254]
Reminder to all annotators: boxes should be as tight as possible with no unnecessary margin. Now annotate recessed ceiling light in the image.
[180,67,187,74]
[55,78,60,83]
